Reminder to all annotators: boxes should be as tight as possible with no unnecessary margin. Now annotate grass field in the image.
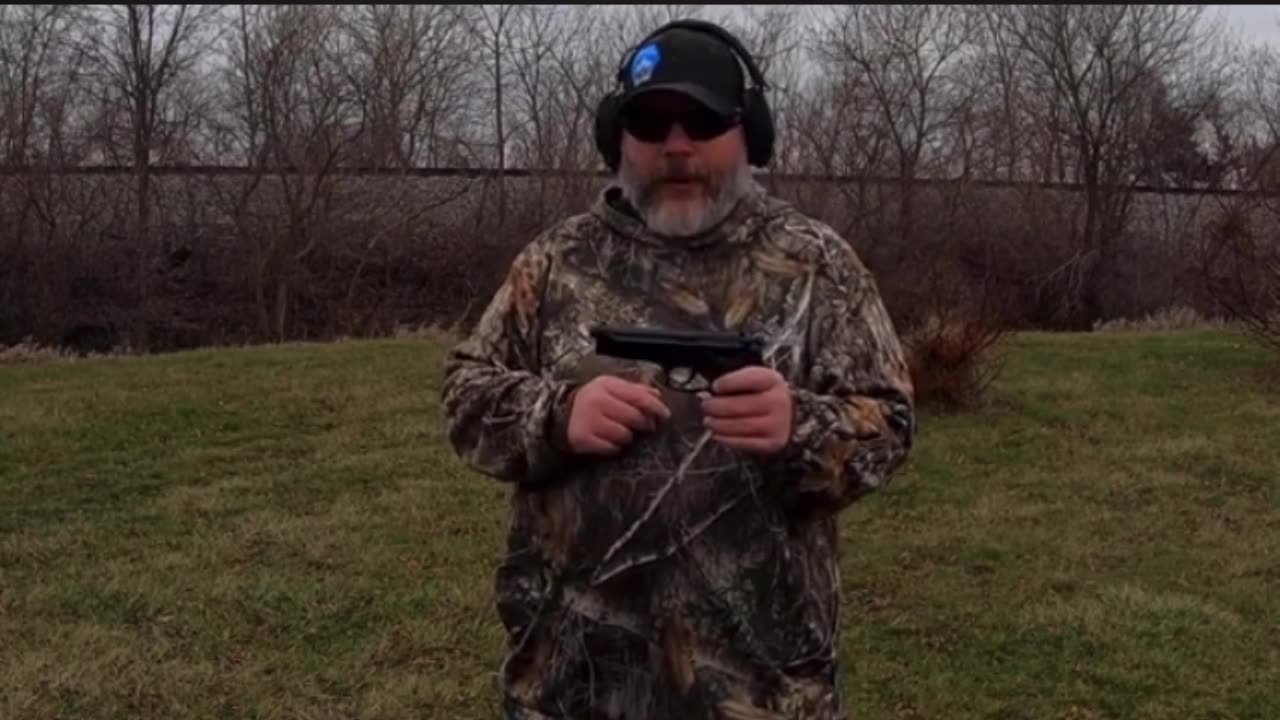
[2,330,1278,719]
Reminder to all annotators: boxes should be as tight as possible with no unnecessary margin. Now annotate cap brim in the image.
[620,83,737,118]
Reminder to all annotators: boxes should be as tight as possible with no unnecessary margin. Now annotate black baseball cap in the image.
[617,26,746,119]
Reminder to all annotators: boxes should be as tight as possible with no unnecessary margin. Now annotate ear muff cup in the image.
[741,86,774,168]
[594,92,624,172]
[594,19,774,172]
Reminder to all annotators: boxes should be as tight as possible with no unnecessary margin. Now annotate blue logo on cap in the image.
[630,43,660,85]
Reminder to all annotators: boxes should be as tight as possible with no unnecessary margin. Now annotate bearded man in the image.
[441,18,916,720]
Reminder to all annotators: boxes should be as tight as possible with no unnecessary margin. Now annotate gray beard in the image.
[618,159,756,238]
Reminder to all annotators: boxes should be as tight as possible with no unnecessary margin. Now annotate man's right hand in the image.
[566,376,672,455]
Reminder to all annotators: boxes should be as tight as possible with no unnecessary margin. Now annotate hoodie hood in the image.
[590,180,792,253]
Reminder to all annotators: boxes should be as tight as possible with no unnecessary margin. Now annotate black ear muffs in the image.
[593,92,624,171]
[594,19,775,172]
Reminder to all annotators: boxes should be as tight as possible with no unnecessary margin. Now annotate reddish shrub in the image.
[904,309,1009,412]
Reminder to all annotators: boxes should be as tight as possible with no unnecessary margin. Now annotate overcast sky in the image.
[1218,4,1280,47]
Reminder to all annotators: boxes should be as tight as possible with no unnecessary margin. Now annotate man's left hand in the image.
[700,366,793,455]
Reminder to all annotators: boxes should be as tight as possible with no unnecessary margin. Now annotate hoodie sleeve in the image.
[439,236,580,487]
[777,240,917,517]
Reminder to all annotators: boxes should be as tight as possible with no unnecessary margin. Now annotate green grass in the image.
[1,330,1278,719]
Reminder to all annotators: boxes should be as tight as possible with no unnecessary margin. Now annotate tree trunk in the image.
[134,93,153,349]
[493,33,507,227]
[1079,164,1106,330]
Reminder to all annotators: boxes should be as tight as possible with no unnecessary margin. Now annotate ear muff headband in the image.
[593,19,775,171]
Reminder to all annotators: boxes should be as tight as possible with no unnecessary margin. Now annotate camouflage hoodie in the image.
[440,182,916,720]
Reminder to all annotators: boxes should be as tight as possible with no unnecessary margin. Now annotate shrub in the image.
[1091,305,1233,332]
[0,336,125,364]
[903,308,1009,412]
[1197,201,1280,355]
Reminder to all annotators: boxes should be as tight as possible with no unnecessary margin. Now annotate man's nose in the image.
[661,122,695,155]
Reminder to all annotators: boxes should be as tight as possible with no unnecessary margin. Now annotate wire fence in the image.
[0,164,1270,198]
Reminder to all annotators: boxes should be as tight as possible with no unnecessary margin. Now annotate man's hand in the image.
[701,366,793,455]
[566,376,672,455]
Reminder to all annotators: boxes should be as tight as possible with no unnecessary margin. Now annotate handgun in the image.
[589,325,766,391]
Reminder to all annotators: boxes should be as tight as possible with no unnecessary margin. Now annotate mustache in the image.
[649,162,710,185]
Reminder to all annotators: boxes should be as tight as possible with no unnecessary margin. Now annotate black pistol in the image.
[589,325,766,391]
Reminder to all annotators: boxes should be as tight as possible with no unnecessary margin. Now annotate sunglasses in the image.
[622,106,740,143]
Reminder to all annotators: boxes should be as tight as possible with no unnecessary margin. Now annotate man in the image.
[441,19,915,720]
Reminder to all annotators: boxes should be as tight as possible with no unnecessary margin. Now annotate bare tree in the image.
[812,5,979,248]
[340,4,473,168]
[0,5,75,165]
[1196,42,1280,353]
[74,3,221,345]
[504,6,601,222]
[725,5,804,178]
[213,4,366,340]
[506,5,565,172]
[988,4,1221,326]
[466,4,522,224]
[0,5,127,348]
[970,6,1029,182]
[545,6,618,173]
[1231,43,1280,191]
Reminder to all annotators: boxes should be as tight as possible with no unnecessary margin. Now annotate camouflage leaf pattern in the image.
[440,184,916,720]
